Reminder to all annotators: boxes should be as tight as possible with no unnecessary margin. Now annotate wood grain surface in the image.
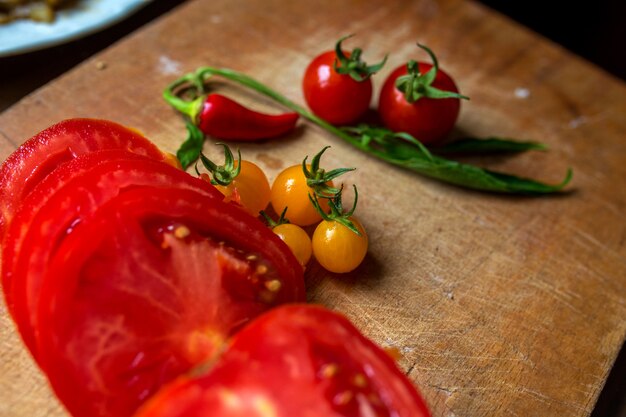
[1,0,625,416]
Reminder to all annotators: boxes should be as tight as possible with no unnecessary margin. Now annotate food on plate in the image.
[199,144,271,216]
[134,305,432,417]
[270,146,354,226]
[378,44,469,145]
[0,0,74,23]
[302,35,387,125]
[310,186,368,273]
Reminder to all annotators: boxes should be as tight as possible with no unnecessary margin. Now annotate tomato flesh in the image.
[378,63,461,145]
[135,305,431,417]
[36,187,304,417]
[6,153,222,362]
[0,118,165,240]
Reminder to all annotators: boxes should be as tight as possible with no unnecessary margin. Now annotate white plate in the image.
[0,0,153,57]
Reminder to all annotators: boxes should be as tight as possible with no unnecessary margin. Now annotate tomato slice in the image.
[135,305,431,417]
[3,150,147,317]
[36,187,305,417]
[6,152,222,362]
[0,118,165,240]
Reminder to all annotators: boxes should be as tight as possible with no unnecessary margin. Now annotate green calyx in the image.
[395,43,470,103]
[260,207,290,228]
[333,34,388,82]
[309,185,362,236]
[199,143,241,186]
[303,146,355,198]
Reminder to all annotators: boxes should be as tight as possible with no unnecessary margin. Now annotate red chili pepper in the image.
[197,94,298,140]
[163,71,298,141]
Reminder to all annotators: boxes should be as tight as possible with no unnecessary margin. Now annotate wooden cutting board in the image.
[1,0,625,416]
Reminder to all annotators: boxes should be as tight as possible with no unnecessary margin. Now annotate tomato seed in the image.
[320,363,339,378]
[264,279,281,292]
[353,373,367,387]
[173,225,191,239]
[334,390,353,406]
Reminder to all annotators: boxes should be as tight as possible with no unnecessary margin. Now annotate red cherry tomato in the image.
[5,152,223,362]
[303,36,386,125]
[303,50,373,125]
[378,62,461,145]
[36,187,305,417]
[0,118,165,241]
[134,304,431,417]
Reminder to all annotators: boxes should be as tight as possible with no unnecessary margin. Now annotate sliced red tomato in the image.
[3,150,147,318]
[36,187,304,417]
[135,305,431,417]
[5,152,222,362]
[0,118,165,240]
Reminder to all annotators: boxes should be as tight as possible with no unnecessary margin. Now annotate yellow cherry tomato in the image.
[270,164,331,226]
[272,223,312,267]
[208,160,270,216]
[312,216,368,273]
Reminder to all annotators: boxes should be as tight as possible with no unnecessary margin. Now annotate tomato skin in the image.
[213,160,271,216]
[134,305,431,417]
[378,63,461,145]
[36,187,305,417]
[272,223,312,267]
[270,164,331,227]
[0,118,165,241]
[312,217,368,273]
[303,50,373,125]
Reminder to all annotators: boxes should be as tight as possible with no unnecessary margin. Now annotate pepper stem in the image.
[163,73,206,122]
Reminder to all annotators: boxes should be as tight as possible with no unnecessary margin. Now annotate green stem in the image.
[172,67,571,194]
[163,73,205,122]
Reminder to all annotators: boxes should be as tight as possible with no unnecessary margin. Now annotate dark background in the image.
[478,0,626,81]
[0,0,624,414]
